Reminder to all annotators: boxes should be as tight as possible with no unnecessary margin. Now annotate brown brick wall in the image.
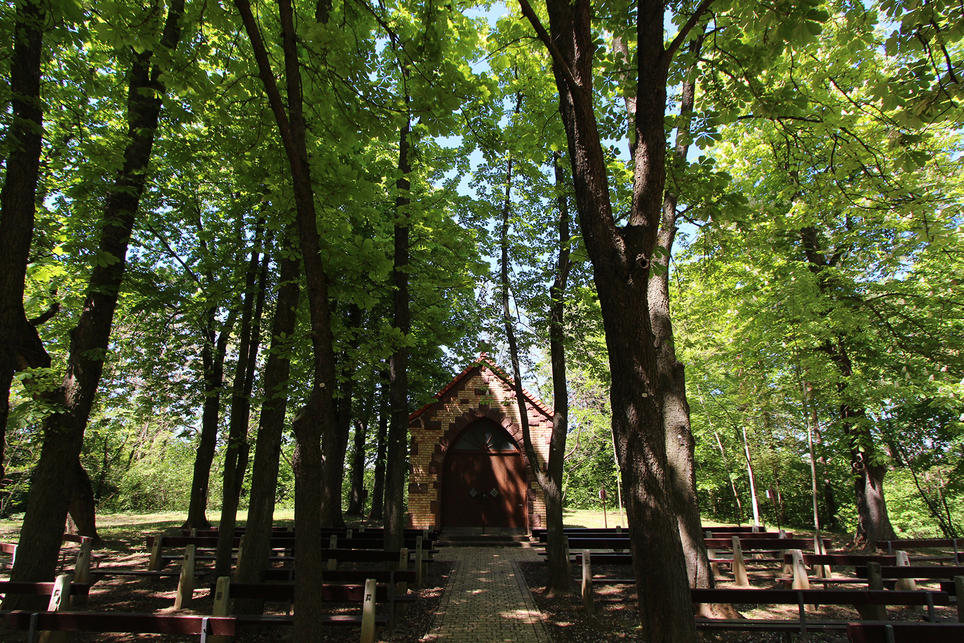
[408,364,553,531]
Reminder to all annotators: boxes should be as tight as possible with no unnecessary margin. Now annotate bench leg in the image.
[581,551,594,614]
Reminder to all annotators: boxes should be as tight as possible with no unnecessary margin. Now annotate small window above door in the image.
[450,420,519,453]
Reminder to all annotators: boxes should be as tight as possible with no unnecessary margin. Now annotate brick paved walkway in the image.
[421,546,552,643]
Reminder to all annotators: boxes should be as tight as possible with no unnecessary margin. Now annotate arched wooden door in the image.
[441,420,526,531]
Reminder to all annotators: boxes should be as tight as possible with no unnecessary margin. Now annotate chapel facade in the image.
[407,354,553,533]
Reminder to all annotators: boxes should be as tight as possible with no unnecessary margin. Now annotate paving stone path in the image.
[422,546,552,643]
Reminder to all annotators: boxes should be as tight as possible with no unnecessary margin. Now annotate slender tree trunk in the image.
[369,372,389,521]
[216,232,266,577]
[3,0,185,603]
[184,303,236,531]
[321,303,361,528]
[346,418,369,516]
[234,0,339,636]
[384,115,412,551]
[543,153,573,596]
[234,231,300,613]
[0,0,48,480]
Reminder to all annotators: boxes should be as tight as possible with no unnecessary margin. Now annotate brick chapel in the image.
[407,354,553,533]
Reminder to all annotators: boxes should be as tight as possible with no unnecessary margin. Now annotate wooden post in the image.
[38,573,72,643]
[856,562,887,622]
[360,577,377,643]
[581,550,594,613]
[790,550,810,590]
[954,576,963,623]
[894,551,917,591]
[328,535,338,571]
[148,534,164,571]
[732,536,750,587]
[174,544,197,609]
[346,529,353,539]
[415,535,424,588]
[209,576,233,643]
[72,539,92,604]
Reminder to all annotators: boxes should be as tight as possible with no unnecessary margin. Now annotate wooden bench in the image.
[0,576,91,608]
[208,575,400,643]
[691,588,952,641]
[878,538,963,561]
[705,538,832,586]
[1,610,237,642]
[779,552,899,589]
[847,622,964,643]
[91,543,210,609]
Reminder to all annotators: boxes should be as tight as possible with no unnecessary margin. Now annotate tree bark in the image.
[384,115,412,551]
[519,0,706,636]
[184,302,236,531]
[368,372,389,521]
[66,460,101,545]
[646,35,716,602]
[3,0,185,603]
[233,0,339,636]
[0,0,48,480]
[346,417,369,516]
[234,231,300,613]
[215,231,267,577]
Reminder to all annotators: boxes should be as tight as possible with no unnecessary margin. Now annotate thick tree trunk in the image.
[234,236,299,613]
[0,0,47,479]
[3,1,185,603]
[647,35,715,601]
[368,374,389,521]
[216,236,266,577]
[67,460,101,545]
[384,116,412,551]
[519,0,703,636]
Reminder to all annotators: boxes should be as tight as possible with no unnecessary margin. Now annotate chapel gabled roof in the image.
[408,352,553,421]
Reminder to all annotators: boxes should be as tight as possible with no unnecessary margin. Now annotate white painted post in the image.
[148,534,164,571]
[360,578,377,643]
[174,544,197,609]
[38,574,72,643]
[209,576,233,643]
[790,550,810,590]
[732,536,750,587]
[894,550,917,592]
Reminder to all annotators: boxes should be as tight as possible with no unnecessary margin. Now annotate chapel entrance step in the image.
[436,530,534,548]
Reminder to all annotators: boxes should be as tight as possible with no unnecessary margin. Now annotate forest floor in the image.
[0,514,959,643]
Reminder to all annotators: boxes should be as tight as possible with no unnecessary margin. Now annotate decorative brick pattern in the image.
[408,356,553,531]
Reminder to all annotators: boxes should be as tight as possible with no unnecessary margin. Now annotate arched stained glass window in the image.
[451,421,518,452]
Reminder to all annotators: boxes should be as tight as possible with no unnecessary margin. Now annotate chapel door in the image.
[441,420,526,531]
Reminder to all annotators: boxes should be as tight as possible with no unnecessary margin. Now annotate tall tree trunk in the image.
[368,372,389,521]
[3,0,185,603]
[234,231,300,613]
[184,302,236,531]
[519,0,709,637]
[0,0,48,480]
[216,230,267,577]
[346,417,369,516]
[646,35,715,600]
[233,0,339,636]
[321,303,361,528]
[831,343,896,549]
[542,153,573,596]
[384,115,412,551]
